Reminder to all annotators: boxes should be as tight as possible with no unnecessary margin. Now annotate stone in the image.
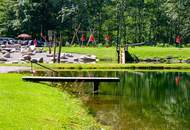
[21,47,28,53]
[2,48,12,52]
[29,45,36,52]
[79,55,96,62]
[10,48,16,53]
[60,55,68,59]
[46,54,54,57]
[31,57,43,63]
[39,57,43,63]
[65,53,73,57]
[31,58,38,63]
[0,57,8,61]
[185,59,190,63]
[74,58,79,62]
[3,52,10,58]
[1,50,8,54]
[22,55,31,61]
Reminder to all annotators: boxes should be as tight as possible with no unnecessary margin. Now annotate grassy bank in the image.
[31,63,190,71]
[0,74,102,129]
[2,63,190,71]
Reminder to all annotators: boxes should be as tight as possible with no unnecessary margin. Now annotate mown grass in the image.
[130,46,190,59]
[0,74,103,130]
[61,46,190,62]
[61,46,117,62]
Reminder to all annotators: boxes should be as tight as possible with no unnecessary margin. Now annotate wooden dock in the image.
[22,76,120,93]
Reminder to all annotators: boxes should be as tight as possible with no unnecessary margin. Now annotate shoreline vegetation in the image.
[1,63,190,71]
[0,74,104,129]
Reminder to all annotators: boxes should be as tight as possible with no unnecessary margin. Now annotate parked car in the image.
[0,37,16,45]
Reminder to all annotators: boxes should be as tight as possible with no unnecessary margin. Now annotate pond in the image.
[35,71,190,130]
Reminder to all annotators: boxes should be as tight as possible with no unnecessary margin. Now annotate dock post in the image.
[31,62,33,72]
[124,45,128,63]
[116,46,120,64]
[94,82,99,94]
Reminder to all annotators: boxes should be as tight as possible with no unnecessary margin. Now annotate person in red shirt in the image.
[104,35,110,47]
[176,35,182,47]
[87,34,95,47]
[80,33,85,47]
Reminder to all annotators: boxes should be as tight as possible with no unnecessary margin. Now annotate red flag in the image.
[89,34,95,42]
[81,34,85,42]
[33,38,37,47]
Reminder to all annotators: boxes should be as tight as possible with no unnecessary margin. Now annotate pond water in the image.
[35,71,190,130]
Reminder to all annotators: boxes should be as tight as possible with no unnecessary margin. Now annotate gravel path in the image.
[0,66,30,73]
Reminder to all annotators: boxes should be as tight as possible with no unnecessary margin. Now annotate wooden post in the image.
[31,62,33,73]
[94,82,99,94]
[57,33,62,63]
[53,32,57,63]
[48,30,53,54]
[117,46,120,64]
[48,42,52,54]
[124,45,128,63]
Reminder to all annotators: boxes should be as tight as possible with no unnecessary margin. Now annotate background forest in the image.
[0,0,190,45]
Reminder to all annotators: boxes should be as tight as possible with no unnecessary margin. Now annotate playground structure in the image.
[71,26,97,46]
[70,24,111,46]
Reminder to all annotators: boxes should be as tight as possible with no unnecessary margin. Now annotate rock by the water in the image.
[79,55,96,62]
[31,57,43,63]
[1,50,7,54]
[46,54,54,57]
[0,57,8,61]
[185,59,190,63]
[22,55,31,61]
[3,52,11,58]
[61,55,68,59]
[65,53,73,57]
[39,57,43,63]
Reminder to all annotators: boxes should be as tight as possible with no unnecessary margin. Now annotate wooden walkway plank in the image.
[22,76,120,82]
[22,76,120,94]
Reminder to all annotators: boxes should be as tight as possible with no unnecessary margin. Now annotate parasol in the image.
[17,34,32,39]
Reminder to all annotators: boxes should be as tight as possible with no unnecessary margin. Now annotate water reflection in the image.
[35,71,190,130]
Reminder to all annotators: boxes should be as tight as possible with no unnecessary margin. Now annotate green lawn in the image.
[0,74,102,130]
[62,46,117,62]
[60,46,190,62]
[130,46,190,59]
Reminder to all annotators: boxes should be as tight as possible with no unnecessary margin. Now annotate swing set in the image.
[71,24,110,47]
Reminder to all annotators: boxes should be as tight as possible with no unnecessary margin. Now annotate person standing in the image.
[176,35,182,48]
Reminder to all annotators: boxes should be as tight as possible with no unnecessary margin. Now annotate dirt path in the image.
[0,66,30,73]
